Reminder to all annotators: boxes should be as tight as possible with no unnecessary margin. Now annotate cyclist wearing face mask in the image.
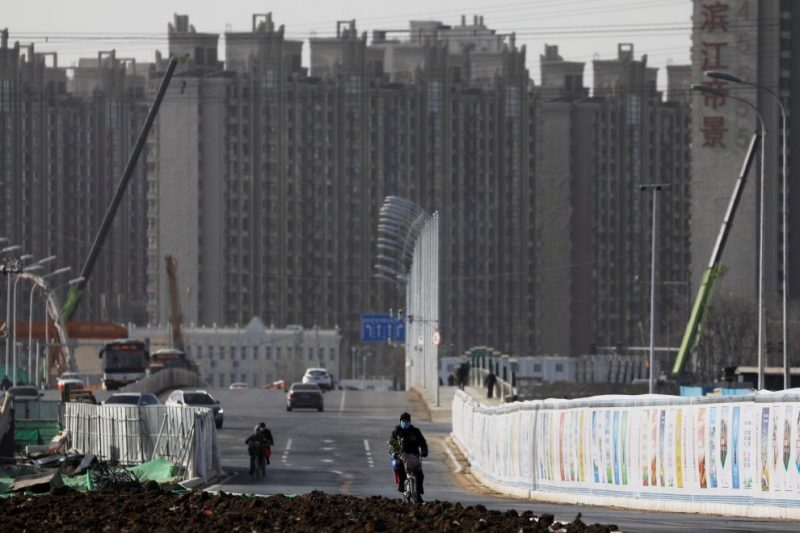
[389,412,428,500]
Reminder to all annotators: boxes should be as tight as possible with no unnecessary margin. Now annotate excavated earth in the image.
[0,485,619,532]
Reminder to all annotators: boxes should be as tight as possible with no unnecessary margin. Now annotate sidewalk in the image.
[416,384,504,424]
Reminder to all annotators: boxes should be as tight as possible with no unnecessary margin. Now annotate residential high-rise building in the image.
[535,44,692,357]
[147,14,535,365]
[0,32,150,324]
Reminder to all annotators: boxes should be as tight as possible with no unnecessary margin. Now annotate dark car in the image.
[286,383,324,412]
[166,389,224,429]
[7,385,42,401]
[103,392,161,406]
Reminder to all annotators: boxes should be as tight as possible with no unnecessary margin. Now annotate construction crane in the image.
[164,254,186,352]
[61,56,181,323]
[671,129,762,378]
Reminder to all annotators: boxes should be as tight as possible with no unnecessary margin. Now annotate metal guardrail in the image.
[122,368,208,394]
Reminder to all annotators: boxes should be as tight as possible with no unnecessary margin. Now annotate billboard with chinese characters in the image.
[690,0,760,299]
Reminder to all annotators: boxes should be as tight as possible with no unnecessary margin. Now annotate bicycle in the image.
[249,444,267,481]
[398,452,422,504]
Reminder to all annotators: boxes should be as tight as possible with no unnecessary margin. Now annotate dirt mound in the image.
[0,487,618,532]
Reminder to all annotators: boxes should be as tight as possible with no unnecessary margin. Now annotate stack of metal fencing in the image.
[64,403,220,482]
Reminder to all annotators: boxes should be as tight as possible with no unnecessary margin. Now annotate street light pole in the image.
[1,244,22,375]
[44,276,84,387]
[704,70,791,389]
[706,71,790,388]
[641,184,670,394]
[695,83,768,389]
[28,266,71,385]
[12,264,43,384]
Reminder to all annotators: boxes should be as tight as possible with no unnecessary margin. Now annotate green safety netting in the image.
[0,459,180,495]
[0,368,30,384]
[62,458,181,492]
[0,464,42,495]
[14,420,61,447]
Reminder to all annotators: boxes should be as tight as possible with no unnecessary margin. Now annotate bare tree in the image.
[694,295,757,383]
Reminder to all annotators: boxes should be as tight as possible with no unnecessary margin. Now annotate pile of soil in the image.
[1,486,618,532]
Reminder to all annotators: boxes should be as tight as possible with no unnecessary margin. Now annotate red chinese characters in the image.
[699,1,731,149]
[701,2,730,33]
[701,117,727,148]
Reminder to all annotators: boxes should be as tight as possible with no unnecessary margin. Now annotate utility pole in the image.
[641,184,670,394]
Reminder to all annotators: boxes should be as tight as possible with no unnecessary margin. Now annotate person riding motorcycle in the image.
[245,422,274,475]
[389,412,428,501]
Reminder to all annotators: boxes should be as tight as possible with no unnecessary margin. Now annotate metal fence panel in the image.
[65,403,220,481]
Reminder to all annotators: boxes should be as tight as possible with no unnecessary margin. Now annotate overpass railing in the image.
[452,389,800,519]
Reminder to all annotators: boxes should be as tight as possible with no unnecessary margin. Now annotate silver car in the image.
[103,392,161,406]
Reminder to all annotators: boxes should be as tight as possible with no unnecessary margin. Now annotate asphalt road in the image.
[185,387,796,532]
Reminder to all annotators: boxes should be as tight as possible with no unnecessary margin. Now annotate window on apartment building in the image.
[330,348,336,361]
[555,364,564,372]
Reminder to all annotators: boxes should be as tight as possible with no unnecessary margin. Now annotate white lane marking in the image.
[323,439,333,444]
[338,390,346,415]
[322,446,335,451]
[364,439,375,468]
[322,458,334,463]
[282,438,292,464]
[332,470,343,475]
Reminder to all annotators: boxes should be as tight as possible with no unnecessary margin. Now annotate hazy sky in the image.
[4,0,692,89]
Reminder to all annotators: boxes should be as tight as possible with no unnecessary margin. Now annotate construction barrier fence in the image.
[64,403,220,483]
[452,389,800,520]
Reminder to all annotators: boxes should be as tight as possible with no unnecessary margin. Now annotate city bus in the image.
[99,339,149,390]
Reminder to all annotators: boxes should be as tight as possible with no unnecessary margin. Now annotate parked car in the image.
[67,388,98,404]
[57,372,85,390]
[166,390,224,429]
[229,382,248,390]
[7,385,42,401]
[301,368,333,391]
[286,382,324,412]
[103,392,161,406]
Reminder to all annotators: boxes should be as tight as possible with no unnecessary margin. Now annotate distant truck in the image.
[148,348,195,375]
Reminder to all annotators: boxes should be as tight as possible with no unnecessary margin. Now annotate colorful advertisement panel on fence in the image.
[523,397,800,502]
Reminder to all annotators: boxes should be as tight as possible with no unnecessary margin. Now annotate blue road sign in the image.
[360,314,405,343]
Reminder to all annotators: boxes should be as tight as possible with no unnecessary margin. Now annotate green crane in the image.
[61,56,181,321]
[671,130,762,377]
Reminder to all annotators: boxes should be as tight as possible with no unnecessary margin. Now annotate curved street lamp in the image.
[705,70,790,389]
[692,84,767,389]
[43,276,85,385]
[1,244,22,375]
[12,264,43,384]
[28,266,72,386]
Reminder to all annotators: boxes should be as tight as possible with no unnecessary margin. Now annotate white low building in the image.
[131,318,342,389]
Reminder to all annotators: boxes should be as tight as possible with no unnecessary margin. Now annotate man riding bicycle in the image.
[389,412,428,501]
[245,422,274,476]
